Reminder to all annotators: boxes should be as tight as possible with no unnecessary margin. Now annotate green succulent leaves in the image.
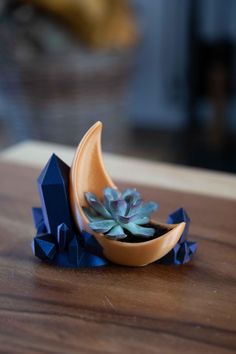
[83,188,158,241]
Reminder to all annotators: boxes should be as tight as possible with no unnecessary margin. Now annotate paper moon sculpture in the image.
[70,122,186,266]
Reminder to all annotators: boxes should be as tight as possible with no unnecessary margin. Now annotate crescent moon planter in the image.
[70,122,185,266]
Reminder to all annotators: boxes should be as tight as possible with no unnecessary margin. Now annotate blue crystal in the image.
[32,207,47,233]
[34,234,57,261]
[159,208,197,265]
[80,231,105,258]
[77,252,108,267]
[54,252,73,268]
[68,235,84,267]
[37,154,73,236]
[57,223,72,251]
[167,208,190,243]
[32,207,44,228]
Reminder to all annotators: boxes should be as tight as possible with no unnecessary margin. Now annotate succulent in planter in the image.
[83,187,158,241]
[70,121,187,266]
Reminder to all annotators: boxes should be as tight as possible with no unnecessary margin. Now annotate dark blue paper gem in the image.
[32,207,44,228]
[159,208,197,265]
[37,154,73,236]
[68,234,106,267]
[33,233,57,261]
[57,223,72,251]
[177,241,197,263]
[167,207,190,243]
[32,207,47,233]
[76,252,107,267]
[80,231,105,258]
[68,234,84,267]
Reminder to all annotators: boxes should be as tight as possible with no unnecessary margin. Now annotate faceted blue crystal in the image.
[159,208,197,265]
[68,234,84,267]
[32,207,44,228]
[80,230,105,258]
[177,241,197,263]
[68,234,107,267]
[37,154,73,236]
[34,233,57,261]
[167,207,190,243]
[77,252,108,267]
[32,207,47,233]
[57,223,72,251]
[159,241,197,265]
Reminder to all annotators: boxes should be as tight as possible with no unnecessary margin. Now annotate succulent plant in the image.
[83,188,158,240]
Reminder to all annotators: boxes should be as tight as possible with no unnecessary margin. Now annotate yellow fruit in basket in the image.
[21,0,137,49]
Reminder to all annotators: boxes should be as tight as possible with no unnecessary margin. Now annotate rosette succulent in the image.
[83,188,158,240]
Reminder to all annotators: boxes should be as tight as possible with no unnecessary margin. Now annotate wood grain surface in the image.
[0,161,235,354]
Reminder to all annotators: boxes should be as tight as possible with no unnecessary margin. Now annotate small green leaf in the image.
[106,225,127,240]
[103,187,120,212]
[83,207,99,221]
[122,188,140,202]
[132,216,150,225]
[109,200,128,217]
[89,220,116,233]
[85,192,111,218]
[123,223,155,237]
[126,199,142,216]
[119,215,149,225]
[139,201,158,216]
[104,187,120,201]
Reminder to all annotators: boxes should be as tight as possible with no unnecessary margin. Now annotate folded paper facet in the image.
[32,154,107,268]
[159,208,197,265]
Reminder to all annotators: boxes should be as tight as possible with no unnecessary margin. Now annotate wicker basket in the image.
[0,12,133,146]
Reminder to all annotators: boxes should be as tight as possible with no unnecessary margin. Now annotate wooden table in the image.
[0,141,236,354]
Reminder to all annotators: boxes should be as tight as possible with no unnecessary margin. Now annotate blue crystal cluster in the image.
[32,154,107,268]
[159,208,197,265]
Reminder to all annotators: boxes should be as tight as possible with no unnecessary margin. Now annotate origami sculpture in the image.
[32,123,197,268]
[32,153,196,267]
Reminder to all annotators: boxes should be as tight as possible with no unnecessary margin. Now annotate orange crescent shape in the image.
[70,121,185,266]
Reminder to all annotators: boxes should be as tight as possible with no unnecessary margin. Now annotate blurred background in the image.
[0,0,236,173]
